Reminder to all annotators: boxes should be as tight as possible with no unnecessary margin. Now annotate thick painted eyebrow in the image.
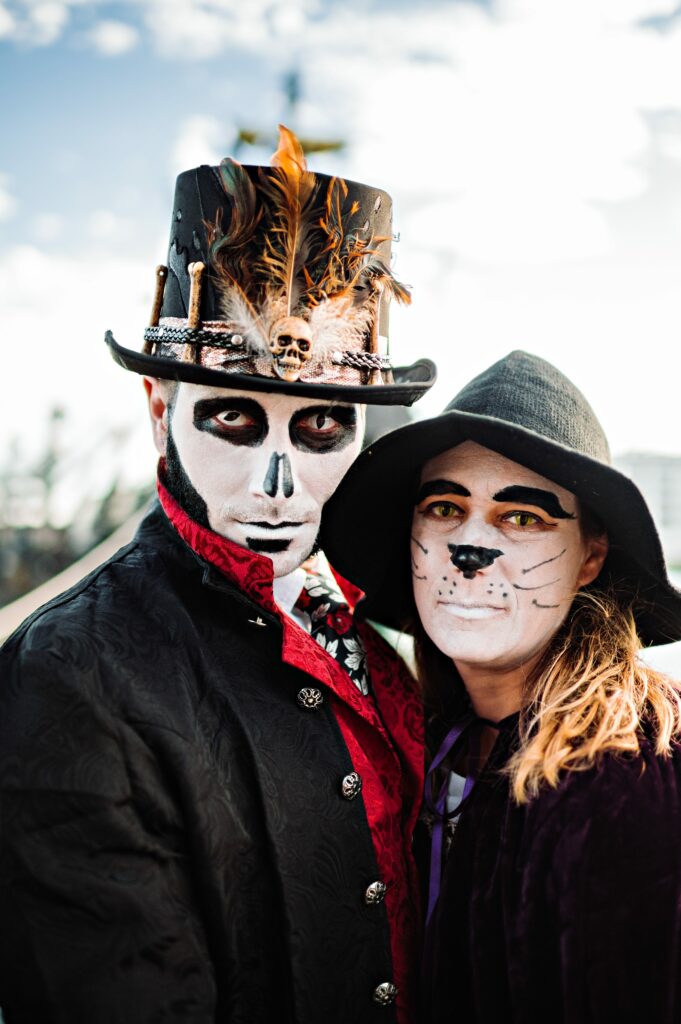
[492,485,576,520]
[415,479,471,504]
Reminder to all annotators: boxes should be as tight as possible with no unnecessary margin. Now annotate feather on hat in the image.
[206,126,411,381]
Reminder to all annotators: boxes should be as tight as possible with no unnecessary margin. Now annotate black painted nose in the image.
[263,452,294,498]
[448,544,504,579]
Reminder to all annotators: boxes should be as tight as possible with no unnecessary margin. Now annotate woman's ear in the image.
[578,531,609,589]
[143,377,170,456]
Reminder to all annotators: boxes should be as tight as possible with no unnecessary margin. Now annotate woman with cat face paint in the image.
[322,350,681,1023]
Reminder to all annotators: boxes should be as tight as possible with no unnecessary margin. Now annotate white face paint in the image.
[411,441,605,677]
[166,384,364,577]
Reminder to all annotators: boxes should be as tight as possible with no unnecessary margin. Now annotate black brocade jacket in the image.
[0,506,418,1024]
[427,715,681,1023]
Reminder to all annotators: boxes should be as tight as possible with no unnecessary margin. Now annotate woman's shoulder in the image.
[513,732,681,944]
[527,730,681,845]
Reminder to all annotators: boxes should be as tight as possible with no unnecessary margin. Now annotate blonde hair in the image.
[508,588,681,803]
[414,587,681,806]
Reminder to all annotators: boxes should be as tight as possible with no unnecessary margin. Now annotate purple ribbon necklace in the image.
[422,710,500,980]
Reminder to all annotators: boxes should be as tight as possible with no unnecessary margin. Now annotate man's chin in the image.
[269,544,314,578]
[205,511,322,576]
[212,524,315,577]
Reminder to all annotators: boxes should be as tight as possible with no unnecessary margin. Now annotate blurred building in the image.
[615,453,681,567]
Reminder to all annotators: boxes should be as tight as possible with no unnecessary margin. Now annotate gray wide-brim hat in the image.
[321,349,681,647]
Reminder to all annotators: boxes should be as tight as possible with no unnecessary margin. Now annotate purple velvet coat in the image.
[427,715,681,1023]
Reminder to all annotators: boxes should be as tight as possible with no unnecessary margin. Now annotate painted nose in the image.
[448,544,503,579]
[263,452,294,498]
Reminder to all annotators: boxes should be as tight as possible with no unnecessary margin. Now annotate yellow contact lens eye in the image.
[511,512,538,526]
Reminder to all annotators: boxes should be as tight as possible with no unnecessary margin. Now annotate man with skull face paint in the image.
[0,128,436,1023]
[155,384,364,580]
[323,351,681,1023]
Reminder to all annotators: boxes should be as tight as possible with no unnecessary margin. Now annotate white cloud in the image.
[404,192,610,266]
[270,0,681,267]
[0,3,16,36]
[1,0,94,46]
[32,212,65,241]
[144,1,234,59]
[88,18,138,55]
[36,2,67,40]
[170,115,234,175]
[88,209,132,242]
[387,254,681,456]
[0,173,16,220]
[497,0,679,28]
[144,0,320,58]
[671,200,681,234]
[658,123,681,162]
[0,243,153,485]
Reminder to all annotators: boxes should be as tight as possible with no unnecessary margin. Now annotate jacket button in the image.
[372,982,398,1006]
[297,686,324,710]
[364,881,387,905]
[340,772,362,800]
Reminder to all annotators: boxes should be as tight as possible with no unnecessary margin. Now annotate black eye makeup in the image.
[289,404,357,454]
[193,397,267,446]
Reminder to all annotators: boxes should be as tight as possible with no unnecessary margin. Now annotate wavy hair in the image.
[414,586,681,805]
[509,587,681,802]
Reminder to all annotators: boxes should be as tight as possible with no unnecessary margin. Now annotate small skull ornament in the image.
[269,316,314,381]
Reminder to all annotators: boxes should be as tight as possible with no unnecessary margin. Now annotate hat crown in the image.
[446,350,611,465]
[162,163,394,325]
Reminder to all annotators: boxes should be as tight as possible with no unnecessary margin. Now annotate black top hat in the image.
[106,126,436,407]
[322,350,681,646]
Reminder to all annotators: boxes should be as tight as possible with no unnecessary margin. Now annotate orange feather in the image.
[270,124,308,179]
[255,124,319,314]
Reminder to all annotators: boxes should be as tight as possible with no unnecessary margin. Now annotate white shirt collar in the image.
[272,566,308,618]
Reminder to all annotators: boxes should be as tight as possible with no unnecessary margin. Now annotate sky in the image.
[1,0,681,517]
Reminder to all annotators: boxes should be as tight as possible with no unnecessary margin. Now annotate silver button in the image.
[340,772,362,800]
[373,982,398,1006]
[297,686,324,711]
[364,881,387,905]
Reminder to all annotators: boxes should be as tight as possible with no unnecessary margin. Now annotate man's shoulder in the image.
[1,506,184,662]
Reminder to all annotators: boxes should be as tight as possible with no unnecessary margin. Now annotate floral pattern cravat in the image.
[294,573,370,695]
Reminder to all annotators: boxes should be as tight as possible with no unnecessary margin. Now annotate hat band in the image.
[144,321,247,350]
[143,318,393,388]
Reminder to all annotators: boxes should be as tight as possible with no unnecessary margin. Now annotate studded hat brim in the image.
[320,407,681,648]
[105,332,437,407]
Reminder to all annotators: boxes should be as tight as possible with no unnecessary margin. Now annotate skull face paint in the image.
[411,441,607,677]
[164,384,362,577]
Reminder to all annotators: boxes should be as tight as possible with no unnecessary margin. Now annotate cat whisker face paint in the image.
[410,441,607,674]
[163,384,363,577]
